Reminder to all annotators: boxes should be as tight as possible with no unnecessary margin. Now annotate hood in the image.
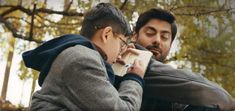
[22,34,95,86]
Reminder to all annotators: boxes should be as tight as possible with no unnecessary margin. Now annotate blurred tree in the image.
[172,0,235,97]
[1,37,15,100]
[0,0,234,106]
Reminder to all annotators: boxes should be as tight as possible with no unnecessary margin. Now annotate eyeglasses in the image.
[113,33,129,49]
[113,33,139,57]
[118,36,129,48]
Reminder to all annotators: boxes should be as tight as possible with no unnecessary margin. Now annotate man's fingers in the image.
[120,48,139,59]
[126,48,139,55]
[127,43,135,48]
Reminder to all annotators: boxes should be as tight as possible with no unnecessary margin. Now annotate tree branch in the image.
[64,0,73,12]
[1,6,18,17]
[174,8,232,16]
[0,5,17,8]
[36,14,81,26]
[172,5,215,10]
[0,15,43,43]
[120,0,128,11]
[5,16,79,34]
[29,3,36,40]
[36,8,83,16]
[0,5,84,17]
[171,4,234,17]
[5,16,30,25]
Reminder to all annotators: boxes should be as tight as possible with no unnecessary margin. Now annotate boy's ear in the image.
[101,26,113,43]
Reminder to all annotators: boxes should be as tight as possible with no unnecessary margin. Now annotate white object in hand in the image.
[124,64,133,68]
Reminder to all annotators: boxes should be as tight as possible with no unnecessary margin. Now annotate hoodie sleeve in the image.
[59,45,143,111]
[144,59,235,111]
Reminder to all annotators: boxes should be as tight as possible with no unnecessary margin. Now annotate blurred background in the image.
[0,0,235,110]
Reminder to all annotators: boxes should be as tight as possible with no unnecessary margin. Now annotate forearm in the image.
[145,59,235,110]
[61,46,144,111]
[63,71,143,111]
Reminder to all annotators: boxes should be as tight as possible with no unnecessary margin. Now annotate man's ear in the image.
[101,26,113,43]
[131,32,138,42]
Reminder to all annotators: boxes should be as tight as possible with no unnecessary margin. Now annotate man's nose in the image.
[152,34,161,45]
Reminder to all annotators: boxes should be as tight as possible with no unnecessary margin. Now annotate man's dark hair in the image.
[80,3,131,39]
[135,8,177,42]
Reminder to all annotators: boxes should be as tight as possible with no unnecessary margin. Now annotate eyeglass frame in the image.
[94,25,136,48]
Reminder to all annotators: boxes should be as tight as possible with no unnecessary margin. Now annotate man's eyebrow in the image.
[145,26,171,34]
[161,30,171,34]
[145,26,156,32]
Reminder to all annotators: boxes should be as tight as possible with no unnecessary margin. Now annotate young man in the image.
[23,3,146,111]
[133,8,235,111]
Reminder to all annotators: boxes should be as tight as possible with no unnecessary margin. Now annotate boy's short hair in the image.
[80,3,131,39]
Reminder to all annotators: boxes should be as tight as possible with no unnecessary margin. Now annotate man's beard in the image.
[146,45,165,62]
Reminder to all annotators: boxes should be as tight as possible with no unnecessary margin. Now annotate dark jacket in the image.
[135,44,235,111]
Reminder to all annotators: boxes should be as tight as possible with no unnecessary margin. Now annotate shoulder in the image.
[60,45,102,63]
[64,45,99,57]
[52,45,105,72]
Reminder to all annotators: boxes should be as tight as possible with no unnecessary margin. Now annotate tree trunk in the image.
[64,0,72,11]
[29,70,38,102]
[30,75,36,98]
[1,37,15,100]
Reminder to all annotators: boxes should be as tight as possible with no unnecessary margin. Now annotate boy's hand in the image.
[127,59,145,78]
